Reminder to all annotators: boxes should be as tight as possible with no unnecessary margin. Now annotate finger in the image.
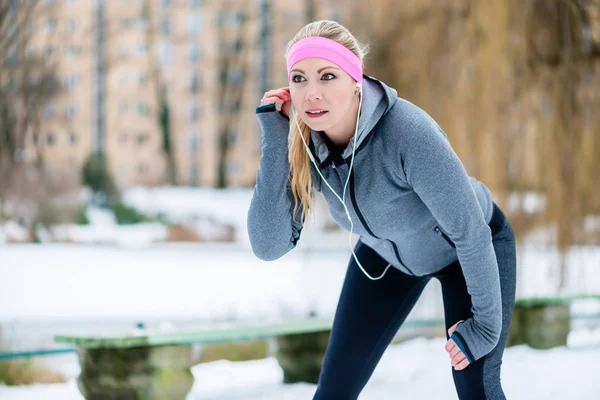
[264,89,291,99]
[449,346,462,358]
[454,358,470,371]
[445,340,456,353]
[451,353,466,366]
[264,93,289,104]
[262,96,284,105]
[448,320,463,336]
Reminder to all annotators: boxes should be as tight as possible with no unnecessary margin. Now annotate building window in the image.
[187,43,200,62]
[189,73,200,93]
[64,74,79,89]
[136,41,149,56]
[119,101,128,115]
[231,99,241,113]
[188,0,202,7]
[188,132,199,151]
[46,132,56,146]
[160,16,170,35]
[136,102,150,115]
[120,133,127,144]
[136,133,149,145]
[43,17,57,33]
[162,0,172,8]
[188,103,200,121]
[6,78,17,93]
[65,18,77,32]
[65,105,77,118]
[218,11,244,27]
[120,17,132,29]
[187,13,202,34]
[158,42,172,65]
[138,72,148,86]
[228,130,238,145]
[137,163,147,175]
[118,162,128,178]
[189,165,199,185]
[6,46,17,65]
[68,132,77,145]
[43,104,56,118]
[65,46,81,58]
[44,46,56,58]
[137,15,149,29]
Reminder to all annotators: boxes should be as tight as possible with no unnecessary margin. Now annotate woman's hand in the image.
[261,87,291,117]
[445,320,470,371]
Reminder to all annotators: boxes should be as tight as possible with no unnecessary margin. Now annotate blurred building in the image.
[26,0,344,188]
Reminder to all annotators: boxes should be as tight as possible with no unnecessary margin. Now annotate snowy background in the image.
[1,187,599,399]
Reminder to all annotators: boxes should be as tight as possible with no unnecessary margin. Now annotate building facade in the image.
[25,0,344,188]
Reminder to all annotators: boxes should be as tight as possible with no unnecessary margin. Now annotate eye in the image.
[291,75,305,83]
[321,73,335,80]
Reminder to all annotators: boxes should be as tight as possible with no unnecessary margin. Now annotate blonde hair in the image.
[285,20,368,223]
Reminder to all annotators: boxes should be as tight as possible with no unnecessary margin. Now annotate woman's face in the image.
[289,57,358,137]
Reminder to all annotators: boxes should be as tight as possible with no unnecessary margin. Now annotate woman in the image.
[247,19,516,400]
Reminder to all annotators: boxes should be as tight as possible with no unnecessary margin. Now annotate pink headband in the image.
[286,36,363,84]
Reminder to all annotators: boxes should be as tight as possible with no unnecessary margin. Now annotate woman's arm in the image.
[398,110,502,363]
[247,104,303,261]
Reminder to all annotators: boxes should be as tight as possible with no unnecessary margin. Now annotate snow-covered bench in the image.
[54,316,448,400]
[55,318,334,400]
[54,294,599,400]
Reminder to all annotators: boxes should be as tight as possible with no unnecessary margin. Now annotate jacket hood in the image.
[309,74,398,164]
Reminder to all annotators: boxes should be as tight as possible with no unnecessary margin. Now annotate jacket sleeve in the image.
[398,110,502,363]
[247,104,304,261]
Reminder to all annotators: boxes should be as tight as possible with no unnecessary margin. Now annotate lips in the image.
[306,109,328,118]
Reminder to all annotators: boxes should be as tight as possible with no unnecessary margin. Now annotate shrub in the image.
[73,205,90,225]
[82,153,117,199]
[111,201,145,225]
[0,359,66,385]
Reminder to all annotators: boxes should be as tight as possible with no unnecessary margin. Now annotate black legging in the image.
[313,204,517,399]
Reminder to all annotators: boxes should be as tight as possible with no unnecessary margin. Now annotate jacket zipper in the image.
[434,226,456,248]
[348,167,416,275]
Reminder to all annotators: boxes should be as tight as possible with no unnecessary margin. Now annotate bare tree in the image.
[139,0,177,185]
[215,2,252,188]
[527,0,599,289]
[0,1,62,226]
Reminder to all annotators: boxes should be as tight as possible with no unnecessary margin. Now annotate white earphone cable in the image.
[292,85,392,281]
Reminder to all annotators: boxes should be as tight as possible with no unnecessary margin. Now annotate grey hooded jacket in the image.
[247,75,502,363]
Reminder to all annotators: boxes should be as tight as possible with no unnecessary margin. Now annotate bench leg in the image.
[508,303,570,349]
[76,345,194,400]
[275,331,330,384]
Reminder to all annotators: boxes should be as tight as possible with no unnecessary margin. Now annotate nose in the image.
[305,84,322,102]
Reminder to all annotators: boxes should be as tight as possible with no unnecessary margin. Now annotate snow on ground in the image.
[122,186,255,245]
[1,244,598,326]
[0,243,349,323]
[1,327,599,399]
